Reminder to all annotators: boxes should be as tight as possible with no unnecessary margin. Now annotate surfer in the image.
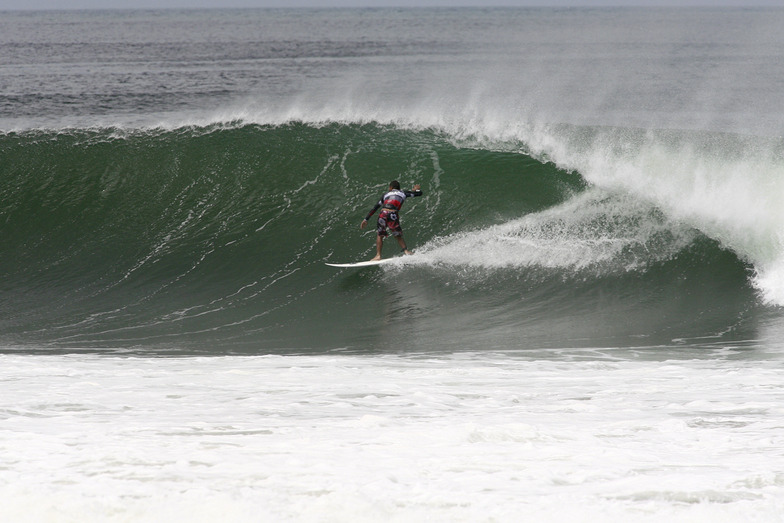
[360,180,423,261]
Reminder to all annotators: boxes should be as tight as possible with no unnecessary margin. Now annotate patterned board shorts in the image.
[376,209,402,237]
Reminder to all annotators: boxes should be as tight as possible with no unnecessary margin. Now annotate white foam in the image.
[2,352,784,522]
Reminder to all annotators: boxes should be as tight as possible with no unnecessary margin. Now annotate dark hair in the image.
[389,180,401,190]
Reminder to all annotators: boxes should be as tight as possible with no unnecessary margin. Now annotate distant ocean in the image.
[2,8,784,521]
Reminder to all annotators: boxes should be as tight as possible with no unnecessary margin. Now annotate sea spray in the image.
[415,189,698,275]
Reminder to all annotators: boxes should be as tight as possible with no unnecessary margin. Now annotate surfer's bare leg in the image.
[396,235,412,255]
[371,236,383,261]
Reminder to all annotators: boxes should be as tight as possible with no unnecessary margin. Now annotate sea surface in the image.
[1,7,784,521]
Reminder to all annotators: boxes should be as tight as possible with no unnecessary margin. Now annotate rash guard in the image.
[365,188,423,221]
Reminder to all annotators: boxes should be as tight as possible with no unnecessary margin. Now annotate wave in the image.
[0,119,772,352]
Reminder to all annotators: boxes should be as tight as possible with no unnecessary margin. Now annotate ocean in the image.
[1,6,784,521]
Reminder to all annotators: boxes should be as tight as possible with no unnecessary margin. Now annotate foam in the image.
[3,352,784,521]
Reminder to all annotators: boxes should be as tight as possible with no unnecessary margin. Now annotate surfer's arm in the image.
[405,184,423,197]
[361,200,383,228]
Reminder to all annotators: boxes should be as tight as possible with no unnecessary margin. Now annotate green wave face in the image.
[0,123,760,353]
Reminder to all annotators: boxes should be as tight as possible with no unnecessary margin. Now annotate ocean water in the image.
[2,7,784,521]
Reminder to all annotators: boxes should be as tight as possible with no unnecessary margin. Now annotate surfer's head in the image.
[389,180,400,190]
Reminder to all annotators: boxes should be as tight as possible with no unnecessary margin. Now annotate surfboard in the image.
[325,258,396,268]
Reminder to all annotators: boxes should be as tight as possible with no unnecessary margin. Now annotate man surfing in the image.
[360,180,423,261]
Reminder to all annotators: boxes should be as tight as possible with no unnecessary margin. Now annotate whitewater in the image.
[4,351,784,522]
[2,7,784,522]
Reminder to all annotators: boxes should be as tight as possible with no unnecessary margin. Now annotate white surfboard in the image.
[325,258,396,268]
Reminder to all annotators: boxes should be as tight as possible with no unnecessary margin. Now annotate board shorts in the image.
[376,209,402,237]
